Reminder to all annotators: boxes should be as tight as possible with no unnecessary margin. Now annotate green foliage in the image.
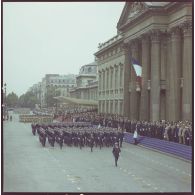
[46,86,61,107]
[6,92,18,107]
[18,91,40,109]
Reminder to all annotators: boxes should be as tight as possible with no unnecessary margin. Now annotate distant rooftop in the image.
[79,62,97,75]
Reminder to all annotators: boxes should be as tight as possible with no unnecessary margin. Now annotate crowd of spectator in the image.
[57,109,192,146]
[34,106,192,146]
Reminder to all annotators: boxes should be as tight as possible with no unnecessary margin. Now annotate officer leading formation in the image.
[31,122,124,167]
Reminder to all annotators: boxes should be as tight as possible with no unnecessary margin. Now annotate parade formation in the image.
[20,114,53,123]
[3,1,192,192]
[31,122,124,152]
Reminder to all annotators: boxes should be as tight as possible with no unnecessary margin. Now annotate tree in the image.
[46,86,61,107]
[6,92,18,107]
[18,91,40,109]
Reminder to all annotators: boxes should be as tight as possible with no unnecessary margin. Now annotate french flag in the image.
[131,57,142,83]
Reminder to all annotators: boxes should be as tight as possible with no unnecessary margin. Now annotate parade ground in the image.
[3,113,192,193]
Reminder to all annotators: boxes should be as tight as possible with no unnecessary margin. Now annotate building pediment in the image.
[117,2,148,31]
[117,2,172,31]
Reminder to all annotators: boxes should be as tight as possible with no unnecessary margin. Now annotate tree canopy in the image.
[46,86,61,107]
[18,91,40,109]
[6,92,18,107]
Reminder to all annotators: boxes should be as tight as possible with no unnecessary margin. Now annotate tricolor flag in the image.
[131,57,142,84]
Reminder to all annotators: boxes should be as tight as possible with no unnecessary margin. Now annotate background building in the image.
[95,2,192,121]
[28,74,76,108]
[70,62,98,100]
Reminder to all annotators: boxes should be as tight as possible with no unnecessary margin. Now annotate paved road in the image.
[3,113,192,192]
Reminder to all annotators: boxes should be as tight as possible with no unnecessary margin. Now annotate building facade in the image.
[29,74,76,108]
[95,2,192,121]
[48,74,76,96]
[70,62,98,100]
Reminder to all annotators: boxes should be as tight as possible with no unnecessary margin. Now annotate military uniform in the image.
[112,143,121,167]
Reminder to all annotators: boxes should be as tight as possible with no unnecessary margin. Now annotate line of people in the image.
[33,107,192,146]
[59,110,192,146]
[31,123,125,152]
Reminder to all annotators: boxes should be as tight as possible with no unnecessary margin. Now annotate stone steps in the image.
[124,132,192,161]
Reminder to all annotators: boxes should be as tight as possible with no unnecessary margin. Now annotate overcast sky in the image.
[3,2,125,96]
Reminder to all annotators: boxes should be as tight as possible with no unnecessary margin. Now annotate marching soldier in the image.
[89,134,94,152]
[112,142,121,167]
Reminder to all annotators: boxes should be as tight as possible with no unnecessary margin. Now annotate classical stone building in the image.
[29,74,76,107]
[94,2,192,121]
[70,62,98,100]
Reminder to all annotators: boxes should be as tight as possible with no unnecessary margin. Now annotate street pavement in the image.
[3,113,192,193]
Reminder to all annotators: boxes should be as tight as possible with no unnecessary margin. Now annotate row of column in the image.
[99,100,123,115]
[123,21,192,121]
[99,64,123,92]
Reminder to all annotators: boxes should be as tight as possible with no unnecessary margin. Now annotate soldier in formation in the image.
[32,122,125,150]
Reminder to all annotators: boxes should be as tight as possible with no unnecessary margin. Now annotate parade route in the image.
[3,114,192,193]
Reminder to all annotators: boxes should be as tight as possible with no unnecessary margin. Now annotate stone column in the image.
[110,100,112,114]
[107,100,111,113]
[118,64,121,90]
[160,34,167,120]
[130,39,139,120]
[113,66,116,92]
[115,65,118,90]
[114,65,118,93]
[100,71,102,92]
[106,68,109,91]
[102,70,104,91]
[98,71,101,91]
[169,27,182,121]
[182,21,192,121]
[108,67,111,94]
[150,30,161,121]
[122,43,131,117]
[166,33,171,120]
[140,33,150,121]
[113,99,115,115]
[118,64,121,88]
[119,64,122,88]
[118,99,121,115]
[99,100,101,113]
[110,67,113,90]
[116,99,118,114]
[101,68,105,113]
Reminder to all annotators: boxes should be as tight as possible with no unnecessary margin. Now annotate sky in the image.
[3,2,125,96]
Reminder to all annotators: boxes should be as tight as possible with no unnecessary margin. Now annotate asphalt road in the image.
[3,113,192,193]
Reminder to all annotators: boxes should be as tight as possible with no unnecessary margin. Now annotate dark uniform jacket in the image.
[112,147,121,157]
